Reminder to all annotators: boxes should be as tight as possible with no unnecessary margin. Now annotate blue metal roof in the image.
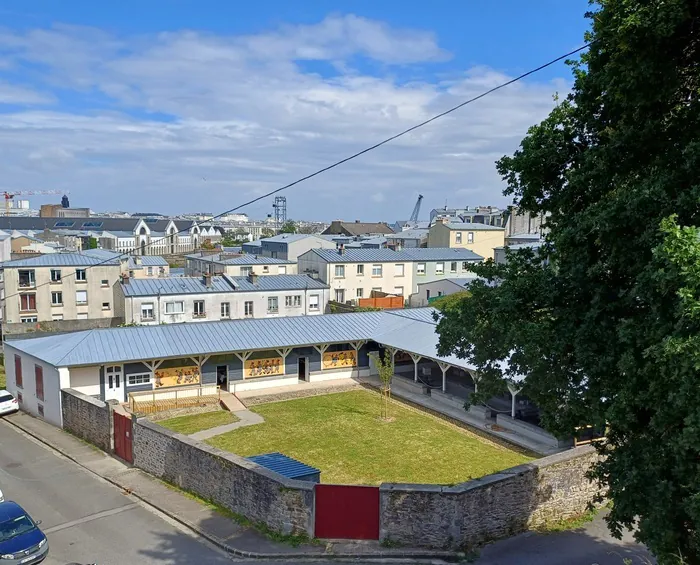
[186,253,294,265]
[5,307,475,372]
[1,250,122,268]
[121,274,328,296]
[402,248,483,261]
[262,234,324,244]
[305,248,413,263]
[246,453,319,480]
[128,256,169,267]
[444,222,504,231]
[387,229,429,240]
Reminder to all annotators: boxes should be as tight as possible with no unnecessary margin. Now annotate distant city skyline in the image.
[0,0,590,221]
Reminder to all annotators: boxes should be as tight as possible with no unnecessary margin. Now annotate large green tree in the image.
[435,2,700,563]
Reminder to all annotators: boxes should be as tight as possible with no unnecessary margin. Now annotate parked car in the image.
[0,391,18,416]
[0,489,3,503]
[0,501,49,564]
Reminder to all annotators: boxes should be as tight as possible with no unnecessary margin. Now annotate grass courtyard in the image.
[159,410,239,435]
[206,390,533,485]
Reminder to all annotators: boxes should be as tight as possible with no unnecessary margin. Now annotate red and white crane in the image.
[2,190,68,216]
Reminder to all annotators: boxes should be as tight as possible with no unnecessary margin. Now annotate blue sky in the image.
[0,1,591,221]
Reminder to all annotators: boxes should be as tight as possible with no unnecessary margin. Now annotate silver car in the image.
[0,390,18,416]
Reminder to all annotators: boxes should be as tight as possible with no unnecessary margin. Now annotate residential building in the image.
[4,307,476,427]
[427,220,505,259]
[322,220,395,237]
[297,248,413,303]
[386,229,429,249]
[116,274,330,324]
[402,248,483,295]
[40,204,91,218]
[0,250,124,331]
[494,241,545,265]
[242,240,263,254]
[185,252,296,277]
[127,256,170,278]
[409,278,476,307]
[260,234,336,262]
[504,206,548,241]
[429,205,506,227]
[0,233,12,263]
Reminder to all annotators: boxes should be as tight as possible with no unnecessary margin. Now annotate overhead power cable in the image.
[2,42,591,306]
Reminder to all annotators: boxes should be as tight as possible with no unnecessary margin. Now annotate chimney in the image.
[248,272,258,284]
[134,256,142,265]
[203,273,212,287]
[121,273,130,285]
[338,243,345,255]
[355,219,360,223]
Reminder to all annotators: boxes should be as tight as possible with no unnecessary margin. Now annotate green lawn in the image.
[0,363,5,389]
[207,390,532,485]
[158,410,239,435]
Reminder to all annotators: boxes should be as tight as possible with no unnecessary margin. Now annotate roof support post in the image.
[437,361,450,393]
[507,382,522,419]
[234,351,253,363]
[350,340,367,352]
[144,359,164,372]
[410,353,422,382]
[275,348,293,374]
[467,369,480,394]
[313,344,329,356]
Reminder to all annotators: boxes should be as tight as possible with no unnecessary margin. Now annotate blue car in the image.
[0,501,48,564]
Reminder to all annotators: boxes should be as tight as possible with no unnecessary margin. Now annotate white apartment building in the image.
[401,248,483,295]
[260,233,336,262]
[127,255,170,278]
[116,273,330,324]
[297,248,414,303]
[1,250,123,327]
[185,253,296,277]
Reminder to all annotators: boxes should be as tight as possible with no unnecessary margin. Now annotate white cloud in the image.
[0,16,567,220]
[0,81,54,105]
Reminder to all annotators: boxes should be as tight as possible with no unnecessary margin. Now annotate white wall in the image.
[409,278,472,307]
[69,366,101,397]
[4,344,66,427]
[230,375,299,393]
[307,366,369,382]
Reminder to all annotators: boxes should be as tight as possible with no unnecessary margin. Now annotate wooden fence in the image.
[358,296,404,309]
[129,384,220,414]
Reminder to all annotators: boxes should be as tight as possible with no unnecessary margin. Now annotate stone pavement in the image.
[3,411,458,561]
[190,409,264,440]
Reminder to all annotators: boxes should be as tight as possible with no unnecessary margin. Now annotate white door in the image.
[105,365,124,402]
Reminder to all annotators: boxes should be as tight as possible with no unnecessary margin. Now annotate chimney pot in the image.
[203,273,212,287]
[248,272,258,284]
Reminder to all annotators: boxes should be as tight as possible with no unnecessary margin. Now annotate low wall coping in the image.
[63,388,108,410]
[135,418,314,493]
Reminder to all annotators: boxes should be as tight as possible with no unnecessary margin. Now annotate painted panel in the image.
[245,357,284,379]
[154,366,201,388]
[322,350,357,370]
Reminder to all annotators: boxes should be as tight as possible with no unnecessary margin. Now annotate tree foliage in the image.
[260,228,275,238]
[280,221,298,234]
[220,230,248,247]
[435,2,700,562]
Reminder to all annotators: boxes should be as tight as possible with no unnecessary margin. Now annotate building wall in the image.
[69,366,102,397]
[427,223,505,260]
[380,446,601,549]
[132,419,315,536]
[185,257,297,277]
[3,264,121,324]
[410,279,470,307]
[261,238,336,262]
[409,259,479,295]
[130,264,170,279]
[123,287,330,324]
[3,344,67,426]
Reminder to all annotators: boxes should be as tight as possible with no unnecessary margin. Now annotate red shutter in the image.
[35,365,44,402]
[29,294,36,310]
[14,355,23,388]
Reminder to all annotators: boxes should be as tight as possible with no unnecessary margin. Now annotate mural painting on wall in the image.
[322,349,357,370]
[245,357,284,378]
[154,366,201,388]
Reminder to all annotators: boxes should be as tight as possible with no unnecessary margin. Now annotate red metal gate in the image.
[314,484,379,540]
[114,412,133,463]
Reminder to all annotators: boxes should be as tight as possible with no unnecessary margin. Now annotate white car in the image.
[0,488,3,502]
[0,390,18,416]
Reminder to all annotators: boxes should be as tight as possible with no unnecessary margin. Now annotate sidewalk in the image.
[4,411,460,562]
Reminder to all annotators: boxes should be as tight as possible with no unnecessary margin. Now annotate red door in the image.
[114,412,133,463]
[314,484,379,540]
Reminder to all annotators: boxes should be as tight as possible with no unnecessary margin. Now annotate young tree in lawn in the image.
[434,2,700,562]
[373,350,394,420]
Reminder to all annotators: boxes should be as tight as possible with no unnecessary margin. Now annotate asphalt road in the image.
[0,419,232,565]
[0,417,654,565]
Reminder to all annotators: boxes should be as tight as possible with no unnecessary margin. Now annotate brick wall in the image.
[379,446,600,549]
[132,418,314,536]
[61,388,113,452]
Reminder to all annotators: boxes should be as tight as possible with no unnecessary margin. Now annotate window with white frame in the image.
[450,262,457,273]
[335,265,345,278]
[52,314,63,321]
[51,291,63,306]
[50,269,61,283]
[357,264,364,276]
[141,303,154,320]
[165,301,184,314]
[417,263,426,276]
[372,264,382,277]
[147,267,153,276]
[467,232,474,244]
[102,302,111,311]
[455,232,462,244]
[76,290,88,304]
[18,270,35,288]
[76,269,87,282]
[244,301,254,317]
[20,316,38,323]
[309,294,319,310]
[395,264,404,277]
[193,300,206,317]
[262,265,270,273]
[356,288,363,298]
[285,295,302,307]
[127,373,151,386]
[221,302,230,318]
[101,279,109,287]
[435,262,444,275]
[335,289,345,303]
[278,266,287,274]
[268,296,279,313]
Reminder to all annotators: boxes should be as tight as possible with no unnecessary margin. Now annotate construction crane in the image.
[2,190,67,216]
[409,194,423,223]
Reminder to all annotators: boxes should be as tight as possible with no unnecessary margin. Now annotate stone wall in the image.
[132,418,314,536]
[4,317,124,337]
[380,446,600,549]
[61,388,113,452]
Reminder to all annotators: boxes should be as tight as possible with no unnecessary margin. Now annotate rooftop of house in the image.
[0,217,195,233]
[261,233,328,244]
[121,274,328,297]
[387,229,429,240]
[402,248,484,261]
[322,220,396,237]
[185,253,294,265]
[5,307,471,371]
[127,256,169,268]
[0,249,123,268]
[440,222,505,231]
[303,248,414,263]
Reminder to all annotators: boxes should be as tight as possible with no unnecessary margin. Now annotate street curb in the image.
[4,416,463,562]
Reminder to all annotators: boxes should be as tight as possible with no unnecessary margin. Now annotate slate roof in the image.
[128,256,169,268]
[6,307,474,371]
[186,253,294,265]
[322,221,395,237]
[262,234,325,244]
[0,217,194,233]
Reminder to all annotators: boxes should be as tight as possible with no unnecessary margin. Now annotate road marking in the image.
[43,503,139,534]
